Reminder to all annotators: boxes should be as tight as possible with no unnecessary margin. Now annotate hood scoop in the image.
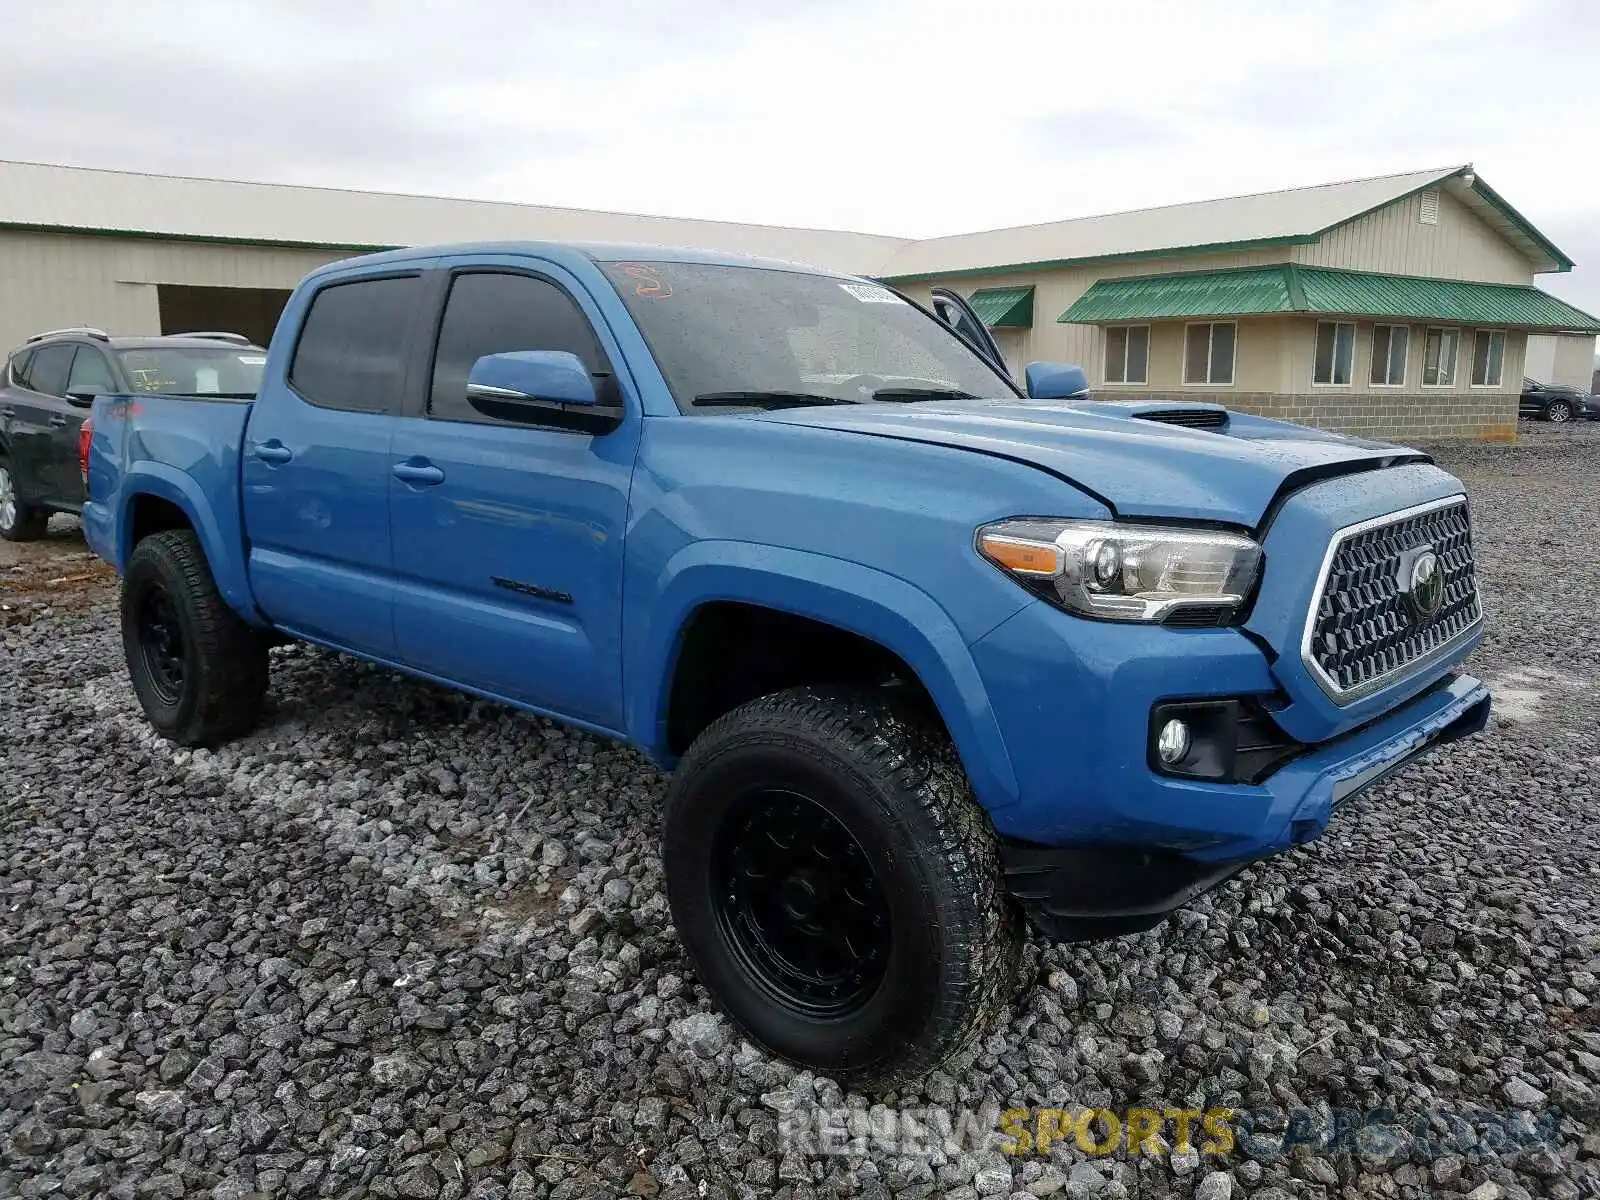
[1133,406,1229,430]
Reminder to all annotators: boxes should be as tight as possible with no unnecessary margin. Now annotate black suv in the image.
[1520,376,1596,424]
[0,329,265,540]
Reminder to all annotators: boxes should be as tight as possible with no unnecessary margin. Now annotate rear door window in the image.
[26,344,76,397]
[290,275,422,413]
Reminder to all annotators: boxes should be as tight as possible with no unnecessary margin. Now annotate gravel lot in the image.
[4,424,1599,1200]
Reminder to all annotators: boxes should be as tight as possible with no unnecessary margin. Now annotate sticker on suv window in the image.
[839,283,903,304]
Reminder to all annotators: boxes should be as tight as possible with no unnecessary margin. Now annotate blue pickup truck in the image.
[82,242,1490,1087]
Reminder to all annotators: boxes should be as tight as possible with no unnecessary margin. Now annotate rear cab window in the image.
[290,274,423,413]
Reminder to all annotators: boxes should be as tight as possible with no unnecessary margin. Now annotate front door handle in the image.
[50,415,69,428]
[392,460,445,486]
[253,440,294,465]
[1,407,14,419]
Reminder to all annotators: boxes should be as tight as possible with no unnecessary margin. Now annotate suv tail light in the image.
[79,415,94,490]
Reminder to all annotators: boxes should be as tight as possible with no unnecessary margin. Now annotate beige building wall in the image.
[0,230,348,351]
[1548,331,1600,387]
[1292,188,1533,284]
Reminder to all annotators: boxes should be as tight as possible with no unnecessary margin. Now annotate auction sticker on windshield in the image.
[839,282,904,304]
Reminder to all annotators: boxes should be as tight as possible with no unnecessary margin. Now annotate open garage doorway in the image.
[157,285,294,348]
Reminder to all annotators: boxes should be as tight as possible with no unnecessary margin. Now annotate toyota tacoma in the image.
[81,242,1491,1087]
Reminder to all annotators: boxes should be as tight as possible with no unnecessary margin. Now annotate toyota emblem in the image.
[1400,547,1445,624]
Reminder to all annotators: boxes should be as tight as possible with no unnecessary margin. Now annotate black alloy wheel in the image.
[121,530,270,746]
[713,788,891,1018]
[135,583,187,706]
[663,686,1022,1089]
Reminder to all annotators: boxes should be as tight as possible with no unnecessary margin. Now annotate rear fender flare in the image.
[118,464,263,623]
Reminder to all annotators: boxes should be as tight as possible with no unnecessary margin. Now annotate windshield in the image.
[117,346,267,397]
[600,261,1017,411]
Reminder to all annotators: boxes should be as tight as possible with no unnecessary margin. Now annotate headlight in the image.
[977,518,1262,623]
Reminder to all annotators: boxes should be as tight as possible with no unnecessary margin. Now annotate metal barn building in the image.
[0,159,1593,441]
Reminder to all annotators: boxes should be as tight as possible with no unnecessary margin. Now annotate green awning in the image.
[1057,264,1600,332]
[969,285,1034,328]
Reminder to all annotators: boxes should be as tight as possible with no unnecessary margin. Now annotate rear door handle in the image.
[1,407,14,419]
[253,440,294,465]
[392,460,446,486]
[49,415,69,427]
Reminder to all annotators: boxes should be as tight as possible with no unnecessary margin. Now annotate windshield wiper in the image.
[870,387,980,402]
[693,391,861,409]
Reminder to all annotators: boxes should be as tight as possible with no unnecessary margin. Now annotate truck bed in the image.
[81,392,256,613]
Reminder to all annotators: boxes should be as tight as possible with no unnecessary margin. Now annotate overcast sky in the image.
[2,0,1597,322]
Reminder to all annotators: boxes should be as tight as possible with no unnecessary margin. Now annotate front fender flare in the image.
[118,464,263,623]
[626,540,1022,814]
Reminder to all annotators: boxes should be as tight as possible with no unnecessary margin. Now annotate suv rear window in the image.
[290,275,422,413]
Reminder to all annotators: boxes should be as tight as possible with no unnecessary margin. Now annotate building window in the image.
[1104,325,1149,384]
[1370,324,1409,387]
[1313,321,1355,386]
[1470,330,1506,388]
[1422,327,1459,387]
[1184,322,1235,385]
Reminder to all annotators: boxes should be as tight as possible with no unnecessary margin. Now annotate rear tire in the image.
[121,530,269,747]
[662,685,1021,1090]
[0,458,49,542]
[1546,400,1573,423]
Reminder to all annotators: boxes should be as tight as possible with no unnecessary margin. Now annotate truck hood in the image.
[755,399,1428,528]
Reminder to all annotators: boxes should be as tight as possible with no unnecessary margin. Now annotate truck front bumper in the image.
[996,671,1490,940]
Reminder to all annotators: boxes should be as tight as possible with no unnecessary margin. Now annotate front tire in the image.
[1546,400,1573,423]
[0,458,49,542]
[121,530,269,746]
[663,686,1021,1089]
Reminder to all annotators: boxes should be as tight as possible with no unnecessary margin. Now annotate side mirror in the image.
[1024,362,1090,400]
[467,350,598,409]
[464,351,623,431]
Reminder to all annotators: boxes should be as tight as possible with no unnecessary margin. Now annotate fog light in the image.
[1156,719,1191,765]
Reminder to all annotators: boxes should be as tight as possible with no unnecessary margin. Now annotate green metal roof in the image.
[1058,264,1600,332]
[968,285,1034,327]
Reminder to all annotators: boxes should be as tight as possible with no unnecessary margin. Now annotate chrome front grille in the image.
[1302,496,1482,702]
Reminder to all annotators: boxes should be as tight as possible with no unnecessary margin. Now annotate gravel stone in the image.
[1063,1162,1105,1198]
[1503,1077,1547,1107]
[669,1011,728,1057]
[1,430,1597,1198]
